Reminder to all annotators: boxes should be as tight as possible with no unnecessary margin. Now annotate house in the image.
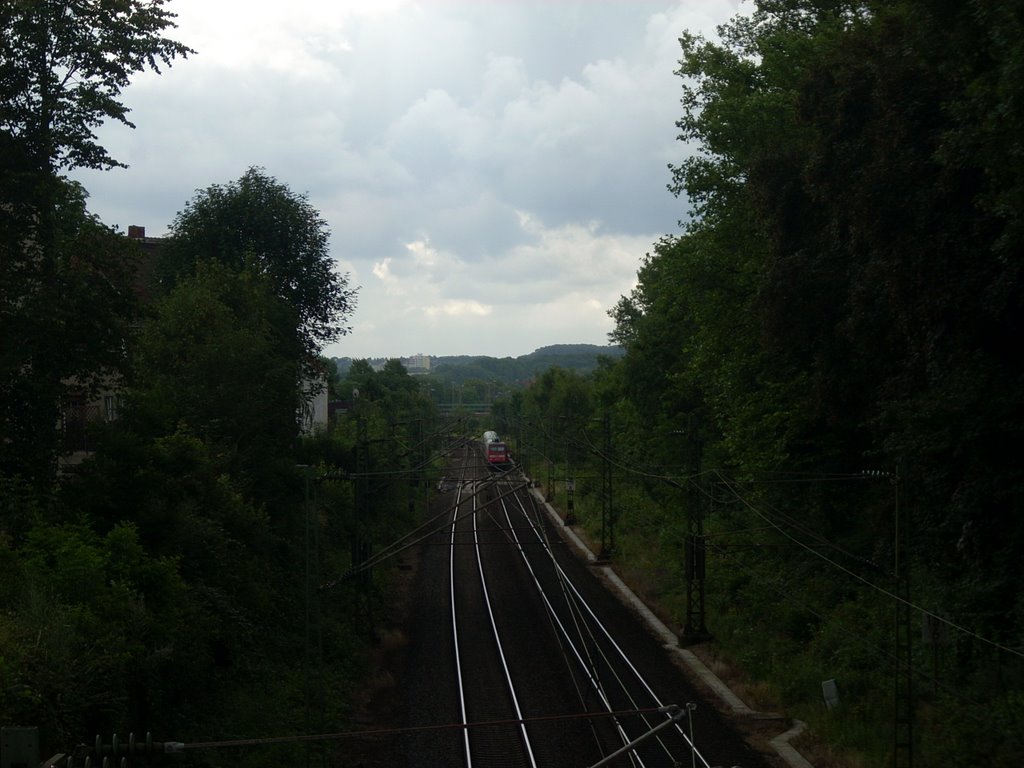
[59,225,330,470]
[58,226,163,471]
[299,370,330,435]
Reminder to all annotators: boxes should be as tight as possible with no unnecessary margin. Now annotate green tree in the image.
[338,358,437,426]
[160,167,358,363]
[0,0,191,486]
[1,180,141,484]
[604,1,1024,763]
[128,261,300,501]
[520,367,591,426]
[0,0,192,173]
[47,424,298,742]
[1,515,189,751]
[778,1,1024,651]
[338,359,383,402]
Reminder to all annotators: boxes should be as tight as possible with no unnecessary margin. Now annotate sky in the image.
[71,0,744,360]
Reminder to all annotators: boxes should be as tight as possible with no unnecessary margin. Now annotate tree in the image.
[605,2,1024,763]
[128,261,301,500]
[0,0,193,174]
[0,0,191,486]
[160,167,358,362]
[0,180,142,483]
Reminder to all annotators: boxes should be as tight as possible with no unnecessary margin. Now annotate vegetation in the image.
[491,2,1024,765]
[1,5,376,761]
[160,167,357,367]
[332,344,622,411]
[1,180,142,483]
[3,0,1021,766]
[1,0,192,488]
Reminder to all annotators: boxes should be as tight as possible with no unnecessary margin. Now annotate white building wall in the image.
[300,375,330,435]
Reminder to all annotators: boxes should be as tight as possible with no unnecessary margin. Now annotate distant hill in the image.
[430,344,622,384]
[331,344,622,386]
[524,344,625,359]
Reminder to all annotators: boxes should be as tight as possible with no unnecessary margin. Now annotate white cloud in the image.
[406,239,438,268]
[70,0,746,357]
[423,300,492,319]
[372,259,395,288]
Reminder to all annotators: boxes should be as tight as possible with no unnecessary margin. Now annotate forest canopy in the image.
[604,0,1024,763]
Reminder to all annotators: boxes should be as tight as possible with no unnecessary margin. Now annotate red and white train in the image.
[482,430,513,470]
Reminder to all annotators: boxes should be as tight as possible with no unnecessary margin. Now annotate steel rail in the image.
[471,484,540,768]
[449,454,474,766]
[450,443,538,767]
[503,486,713,768]
[491,492,640,765]
[504,490,662,764]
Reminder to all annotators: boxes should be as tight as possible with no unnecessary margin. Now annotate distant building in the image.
[404,353,432,374]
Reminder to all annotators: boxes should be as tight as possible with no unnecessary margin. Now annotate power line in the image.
[715,473,1024,659]
[711,471,888,574]
[360,415,1024,659]
[531,423,1024,665]
[177,706,691,751]
[707,542,995,713]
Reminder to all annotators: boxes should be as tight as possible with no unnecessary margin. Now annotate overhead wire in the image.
[317,422,481,587]
[179,706,679,750]
[710,470,889,574]
[539,418,1024,659]
[707,538,997,714]
[502,489,602,743]
[714,472,1024,659]
[319,473,530,590]
[498,485,693,766]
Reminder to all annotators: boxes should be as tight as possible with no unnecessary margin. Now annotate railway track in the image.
[450,473,538,767]
[492,482,709,767]
[393,437,769,768]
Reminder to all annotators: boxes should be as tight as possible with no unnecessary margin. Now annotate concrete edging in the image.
[769,721,815,768]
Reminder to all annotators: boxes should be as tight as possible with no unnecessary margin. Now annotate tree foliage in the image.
[7,0,1024,763]
[0,0,193,173]
[160,167,358,360]
[128,261,302,500]
[0,0,190,486]
[0,180,141,483]
[603,0,1024,762]
[0,5,379,763]
[336,358,437,435]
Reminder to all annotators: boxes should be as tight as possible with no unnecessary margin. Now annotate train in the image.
[482,430,513,470]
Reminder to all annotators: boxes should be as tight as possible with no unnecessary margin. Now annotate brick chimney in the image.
[127,225,146,239]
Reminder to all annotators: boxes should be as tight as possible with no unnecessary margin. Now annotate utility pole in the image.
[565,432,576,525]
[680,413,709,644]
[558,415,576,525]
[416,417,426,516]
[546,429,553,502]
[893,464,913,768]
[355,416,373,633]
[599,410,615,559]
[519,415,528,476]
[299,465,324,768]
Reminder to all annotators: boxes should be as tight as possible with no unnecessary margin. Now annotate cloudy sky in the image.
[71,0,743,360]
